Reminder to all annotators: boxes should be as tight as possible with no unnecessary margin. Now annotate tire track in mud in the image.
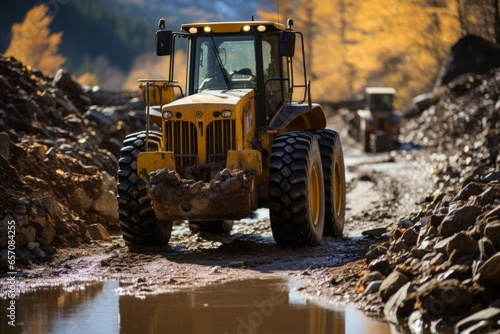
[344,153,433,237]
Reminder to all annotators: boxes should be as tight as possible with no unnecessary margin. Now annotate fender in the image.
[268,103,327,130]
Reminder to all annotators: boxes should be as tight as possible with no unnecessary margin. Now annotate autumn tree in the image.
[258,0,330,101]
[349,0,460,105]
[77,72,99,87]
[258,0,462,107]
[456,0,499,41]
[312,0,359,99]
[122,51,187,92]
[4,4,66,75]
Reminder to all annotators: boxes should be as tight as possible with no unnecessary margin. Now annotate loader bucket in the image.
[147,166,258,222]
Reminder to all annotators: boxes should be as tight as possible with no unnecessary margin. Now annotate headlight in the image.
[162,111,173,119]
[221,109,232,118]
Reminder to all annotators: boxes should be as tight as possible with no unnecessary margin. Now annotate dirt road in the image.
[12,144,434,307]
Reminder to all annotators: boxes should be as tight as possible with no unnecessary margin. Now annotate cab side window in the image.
[262,35,285,119]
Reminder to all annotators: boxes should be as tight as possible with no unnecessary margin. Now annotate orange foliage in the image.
[258,0,461,107]
[77,72,99,87]
[122,50,187,92]
[4,4,66,75]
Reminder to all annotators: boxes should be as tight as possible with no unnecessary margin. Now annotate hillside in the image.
[0,0,151,74]
[0,0,273,77]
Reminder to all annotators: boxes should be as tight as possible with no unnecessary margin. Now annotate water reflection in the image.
[1,281,118,334]
[1,279,390,334]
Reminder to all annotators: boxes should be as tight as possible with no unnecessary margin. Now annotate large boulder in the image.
[384,282,416,324]
[434,34,500,89]
[438,205,482,237]
[92,191,118,222]
[378,271,410,302]
[475,253,500,287]
[417,279,473,319]
[86,224,111,241]
[31,216,56,246]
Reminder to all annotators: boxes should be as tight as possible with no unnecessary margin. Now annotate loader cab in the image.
[191,35,259,92]
[365,87,395,113]
[156,20,299,128]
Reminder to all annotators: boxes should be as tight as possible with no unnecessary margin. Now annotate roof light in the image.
[257,25,266,32]
[188,27,198,34]
[242,25,251,32]
[203,26,211,32]
[221,109,232,118]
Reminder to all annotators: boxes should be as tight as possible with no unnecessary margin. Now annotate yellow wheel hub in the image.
[334,159,344,217]
[310,165,321,226]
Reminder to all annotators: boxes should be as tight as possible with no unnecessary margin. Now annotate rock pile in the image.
[358,174,499,331]
[357,65,500,331]
[403,68,499,191]
[434,35,500,89]
[0,55,146,263]
[403,56,499,200]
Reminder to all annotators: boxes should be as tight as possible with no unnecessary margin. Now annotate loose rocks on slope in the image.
[0,55,147,265]
[356,63,500,331]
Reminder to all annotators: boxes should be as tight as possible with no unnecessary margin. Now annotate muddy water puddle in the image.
[2,278,390,334]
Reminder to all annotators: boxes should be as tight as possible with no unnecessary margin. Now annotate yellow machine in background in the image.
[355,87,401,152]
[117,19,346,247]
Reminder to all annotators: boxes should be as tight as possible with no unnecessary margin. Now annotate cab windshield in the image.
[369,94,394,110]
[193,36,257,92]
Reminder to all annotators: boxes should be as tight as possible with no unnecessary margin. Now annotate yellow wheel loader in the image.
[117,18,346,247]
[355,87,401,152]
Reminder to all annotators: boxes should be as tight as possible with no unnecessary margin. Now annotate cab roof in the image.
[365,87,396,95]
[181,21,286,34]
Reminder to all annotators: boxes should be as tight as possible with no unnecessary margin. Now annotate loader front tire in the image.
[309,129,346,237]
[269,132,325,247]
[117,131,172,247]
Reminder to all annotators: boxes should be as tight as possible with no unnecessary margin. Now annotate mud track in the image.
[12,146,434,309]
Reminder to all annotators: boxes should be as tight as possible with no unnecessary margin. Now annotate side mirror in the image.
[156,30,173,56]
[279,31,295,57]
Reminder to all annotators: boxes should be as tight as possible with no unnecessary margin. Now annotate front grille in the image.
[165,121,198,167]
[206,120,236,162]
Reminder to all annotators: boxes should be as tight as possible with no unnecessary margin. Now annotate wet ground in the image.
[1,54,498,333]
[2,142,435,333]
[1,278,391,334]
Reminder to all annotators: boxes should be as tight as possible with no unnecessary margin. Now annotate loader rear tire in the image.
[309,129,346,237]
[117,131,172,247]
[269,132,325,247]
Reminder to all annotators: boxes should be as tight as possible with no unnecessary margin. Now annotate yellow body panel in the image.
[140,81,175,106]
[226,150,262,174]
[137,152,176,180]
[161,89,255,165]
